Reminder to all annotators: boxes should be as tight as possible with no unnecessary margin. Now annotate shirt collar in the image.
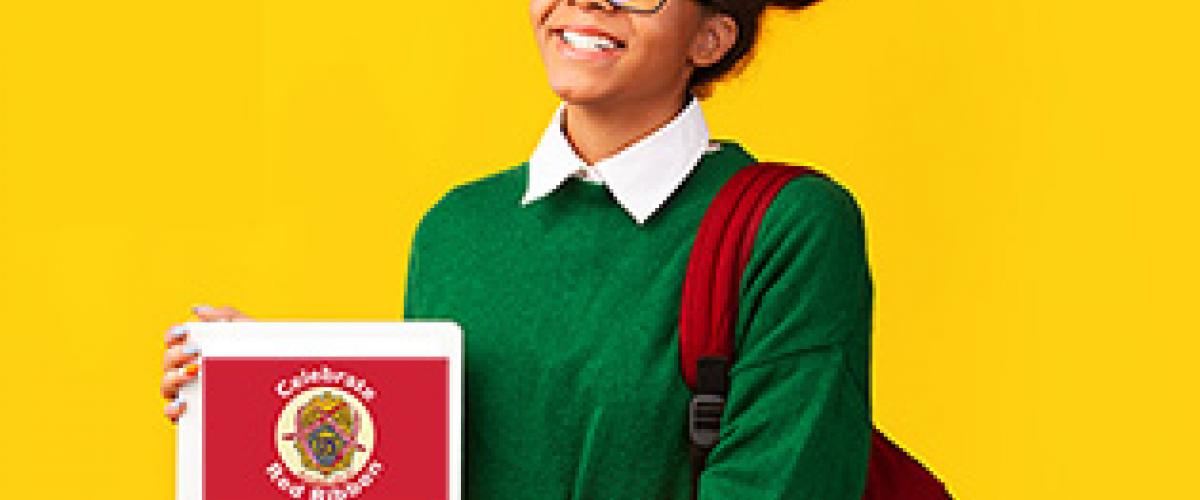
[521,97,713,225]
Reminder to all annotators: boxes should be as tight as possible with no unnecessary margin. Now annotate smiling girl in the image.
[162,1,873,498]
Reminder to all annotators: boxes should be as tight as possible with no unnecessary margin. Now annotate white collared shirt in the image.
[520,97,721,225]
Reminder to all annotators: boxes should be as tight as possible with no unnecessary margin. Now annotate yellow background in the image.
[1,1,1196,498]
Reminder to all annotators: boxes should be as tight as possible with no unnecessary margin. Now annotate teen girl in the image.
[161,1,873,498]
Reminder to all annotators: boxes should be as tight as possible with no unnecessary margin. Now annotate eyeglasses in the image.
[605,0,668,14]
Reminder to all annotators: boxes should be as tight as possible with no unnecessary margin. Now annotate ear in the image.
[688,13,738,69]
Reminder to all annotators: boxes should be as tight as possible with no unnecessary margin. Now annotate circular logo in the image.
[275,387,376,486]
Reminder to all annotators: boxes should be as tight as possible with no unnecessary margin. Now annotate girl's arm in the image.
[700,174,873,499]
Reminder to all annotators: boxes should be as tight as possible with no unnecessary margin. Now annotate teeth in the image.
[561,30,620,51]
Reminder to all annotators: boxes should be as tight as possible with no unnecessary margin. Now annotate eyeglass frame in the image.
[604,0,669,14]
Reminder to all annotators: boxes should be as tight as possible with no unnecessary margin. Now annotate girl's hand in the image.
[161,304,253,423]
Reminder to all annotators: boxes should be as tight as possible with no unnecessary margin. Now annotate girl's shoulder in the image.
[752,165,869,252]
[410,162,528,238]
[772,169,865,225]
[709,141,865,229]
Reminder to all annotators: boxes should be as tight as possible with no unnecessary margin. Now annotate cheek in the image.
[625,9,702,77]
[628,2,700,71]
[629,27,694,76]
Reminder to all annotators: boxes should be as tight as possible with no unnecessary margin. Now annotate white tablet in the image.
[175,321,462,500]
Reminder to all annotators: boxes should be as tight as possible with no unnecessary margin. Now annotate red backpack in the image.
[680,162,953,499]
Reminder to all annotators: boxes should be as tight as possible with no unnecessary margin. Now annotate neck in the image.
[561,90,690,165]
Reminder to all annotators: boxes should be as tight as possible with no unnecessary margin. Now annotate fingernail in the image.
[191,304,213,314]
[167,398,183,411]
[182,345,200,356]
[165,325,188,343]
[183,364,200,377]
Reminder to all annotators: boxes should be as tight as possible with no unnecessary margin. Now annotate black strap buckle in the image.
[688,393,726,449]
[688,356,729,450]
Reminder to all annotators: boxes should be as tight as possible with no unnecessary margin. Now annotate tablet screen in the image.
[175,321,461,500]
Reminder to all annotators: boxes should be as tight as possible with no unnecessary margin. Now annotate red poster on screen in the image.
[202,357,448,500]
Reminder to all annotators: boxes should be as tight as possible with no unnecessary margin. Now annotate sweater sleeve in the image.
[699,174,873,499]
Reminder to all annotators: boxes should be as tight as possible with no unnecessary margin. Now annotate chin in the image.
[547,79,618,107]
[550,86,611,106]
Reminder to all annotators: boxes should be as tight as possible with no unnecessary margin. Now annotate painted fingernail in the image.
[191,304,213,314]
[183,364,200,378]
[182,345,200,356]
[165,325,188,343]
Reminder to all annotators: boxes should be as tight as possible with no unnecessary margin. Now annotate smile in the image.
[551,26,628,53]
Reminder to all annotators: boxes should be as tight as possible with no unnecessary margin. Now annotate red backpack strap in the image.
[679,162,821,499]
[679,162,820,388]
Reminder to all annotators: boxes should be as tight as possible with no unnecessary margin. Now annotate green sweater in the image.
[403,141,872,499]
